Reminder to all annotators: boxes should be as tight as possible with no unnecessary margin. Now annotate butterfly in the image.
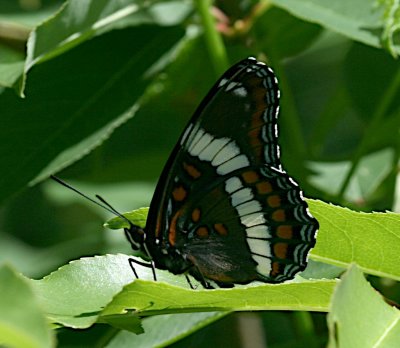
[121,57,318,289]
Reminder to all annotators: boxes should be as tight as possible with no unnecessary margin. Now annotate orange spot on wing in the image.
[256,181,272,194]
[196,226,209,238]
[183,162,201,179]
[276,225,293,239]
[274,243,289,259]
[267,195,281,208]
[251,110,264,128]
[155,216,161,238]
[253,146,263,159]
[248,128,262,148]
[247,125,265,163]
[242,170,259,184]
[191,208,201,223]
[271,261,282,276]
[214,223,228,236]
[168,210,182,246]
[272,209,285,222]
[172,186,187,202]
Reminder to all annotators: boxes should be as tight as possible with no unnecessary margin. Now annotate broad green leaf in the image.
[328,265,400,348]
[30,254,337,329]
[0,42,25,89]
[0,25,184,204]
[271,0,400,55]
[0,61,24,88]
[25,0,191,70]
[309,148,395,202]
[101,278,337,317]
[0,264,54,348]
[309,200,400,281]
[30,254,192,329]
[105,312,228,347]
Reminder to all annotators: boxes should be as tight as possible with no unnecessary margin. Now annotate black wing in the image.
[145,57,318,285]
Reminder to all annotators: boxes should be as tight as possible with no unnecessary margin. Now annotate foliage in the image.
[0,0,399,347]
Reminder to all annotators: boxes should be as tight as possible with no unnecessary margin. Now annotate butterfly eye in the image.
[124,226,145,251]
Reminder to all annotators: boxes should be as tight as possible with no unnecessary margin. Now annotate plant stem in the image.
[337,66,400,200]
[193,0,229,76]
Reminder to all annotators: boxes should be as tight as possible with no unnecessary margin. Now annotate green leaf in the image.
[0,25,184,204]
[0,42,25,89]
[101,279,337,317]
[328,264,400,347]
[309,148,395,202]
[30,254,337,329]
[271,0,400,55]
[105,207,149,230]
[30,254,191,329]
[0,61,24,88]
[0,264,54,348]
[309,200,400,281]
[105,312,228,347]
[25,0,191,70]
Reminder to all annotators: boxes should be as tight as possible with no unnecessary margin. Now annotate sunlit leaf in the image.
[271,0,400,55]
[328,265,400,347]
[310,200,400,281]
[0,264,54,348]
[105,312,228,347]
[29,254,337,329]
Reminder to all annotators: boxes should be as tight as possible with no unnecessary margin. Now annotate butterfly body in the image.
[125,57,318,288]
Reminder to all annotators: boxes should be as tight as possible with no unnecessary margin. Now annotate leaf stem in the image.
[337,65,400,200]
[193,0,229,75]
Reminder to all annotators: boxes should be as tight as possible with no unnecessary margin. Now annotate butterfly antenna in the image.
[50,175,133,227]
[95,194,134,228]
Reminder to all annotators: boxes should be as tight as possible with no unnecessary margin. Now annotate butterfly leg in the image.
[185,275,196,289]
[202,280,214,289]
[188,266,214,289]
[185,274,213,289]
[128,258,157,281]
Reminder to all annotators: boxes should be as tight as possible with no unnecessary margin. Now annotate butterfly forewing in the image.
[144,57,318,286]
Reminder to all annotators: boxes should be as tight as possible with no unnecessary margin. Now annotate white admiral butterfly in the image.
[121,57,318,288]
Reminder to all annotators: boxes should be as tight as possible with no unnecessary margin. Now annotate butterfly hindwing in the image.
[144,57,318,286]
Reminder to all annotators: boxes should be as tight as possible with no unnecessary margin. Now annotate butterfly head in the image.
[124,224,146,251]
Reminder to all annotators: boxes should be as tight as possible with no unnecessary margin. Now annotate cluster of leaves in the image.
[0,0,399,347]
